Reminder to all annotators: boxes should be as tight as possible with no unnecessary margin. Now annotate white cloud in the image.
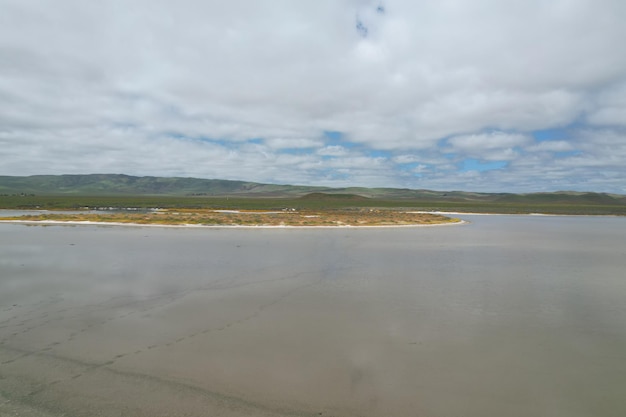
[264,137,323,150]
[448,132,531,151]
[392,155,420,164]
[526,141,574,153]
[318,146,351,157]
[1,0,625,192]
[446,132,532,161]
[586,82,626,127]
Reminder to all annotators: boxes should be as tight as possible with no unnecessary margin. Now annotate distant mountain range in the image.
[1,174,625,205]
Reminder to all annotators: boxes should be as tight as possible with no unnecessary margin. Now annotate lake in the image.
[1,215,625,416]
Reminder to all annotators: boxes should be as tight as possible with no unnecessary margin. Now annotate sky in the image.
[1,0,626,193]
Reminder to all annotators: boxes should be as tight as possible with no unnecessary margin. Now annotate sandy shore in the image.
[0,219,466,228]
[411,210,577,216]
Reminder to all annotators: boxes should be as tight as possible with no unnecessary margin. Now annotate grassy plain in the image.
[1,194,626,215]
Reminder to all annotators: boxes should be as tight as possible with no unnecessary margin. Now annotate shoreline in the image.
[0,219,467,229]
[411,211,625,217]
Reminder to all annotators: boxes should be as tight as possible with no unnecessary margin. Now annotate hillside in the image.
[0,174,334,197]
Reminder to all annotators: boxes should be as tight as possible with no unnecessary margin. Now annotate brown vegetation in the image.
[1,209,458,227]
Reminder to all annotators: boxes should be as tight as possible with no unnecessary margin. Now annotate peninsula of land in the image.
[0,208,460,227]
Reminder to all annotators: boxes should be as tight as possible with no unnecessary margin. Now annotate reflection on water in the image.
[1,216,626,417]
[0,209,147,217]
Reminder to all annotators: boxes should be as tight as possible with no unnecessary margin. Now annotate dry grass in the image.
[1,209,459,227]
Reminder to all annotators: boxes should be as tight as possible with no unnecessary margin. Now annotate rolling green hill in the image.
[0,174,270,196]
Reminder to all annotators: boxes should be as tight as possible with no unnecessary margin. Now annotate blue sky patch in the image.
[277,148,309,155]
[367,149,392,158]
[534,128,567,142]
[462,159,507,172]
[355,19,368,37]
[324,131,359,149]
[532,120,584,142]
[555,150,582,158]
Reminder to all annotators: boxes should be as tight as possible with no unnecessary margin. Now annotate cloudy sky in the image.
[2,0,626,192]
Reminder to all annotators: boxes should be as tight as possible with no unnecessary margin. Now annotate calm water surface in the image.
[1,216,625,416]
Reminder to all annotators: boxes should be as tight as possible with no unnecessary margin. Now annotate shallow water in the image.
[1,216,625,416]
[0,209,99,217]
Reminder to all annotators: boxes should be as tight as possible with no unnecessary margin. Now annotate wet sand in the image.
[1,215,626,416]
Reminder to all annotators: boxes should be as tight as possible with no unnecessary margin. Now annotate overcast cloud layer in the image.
[1,0,626,192]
